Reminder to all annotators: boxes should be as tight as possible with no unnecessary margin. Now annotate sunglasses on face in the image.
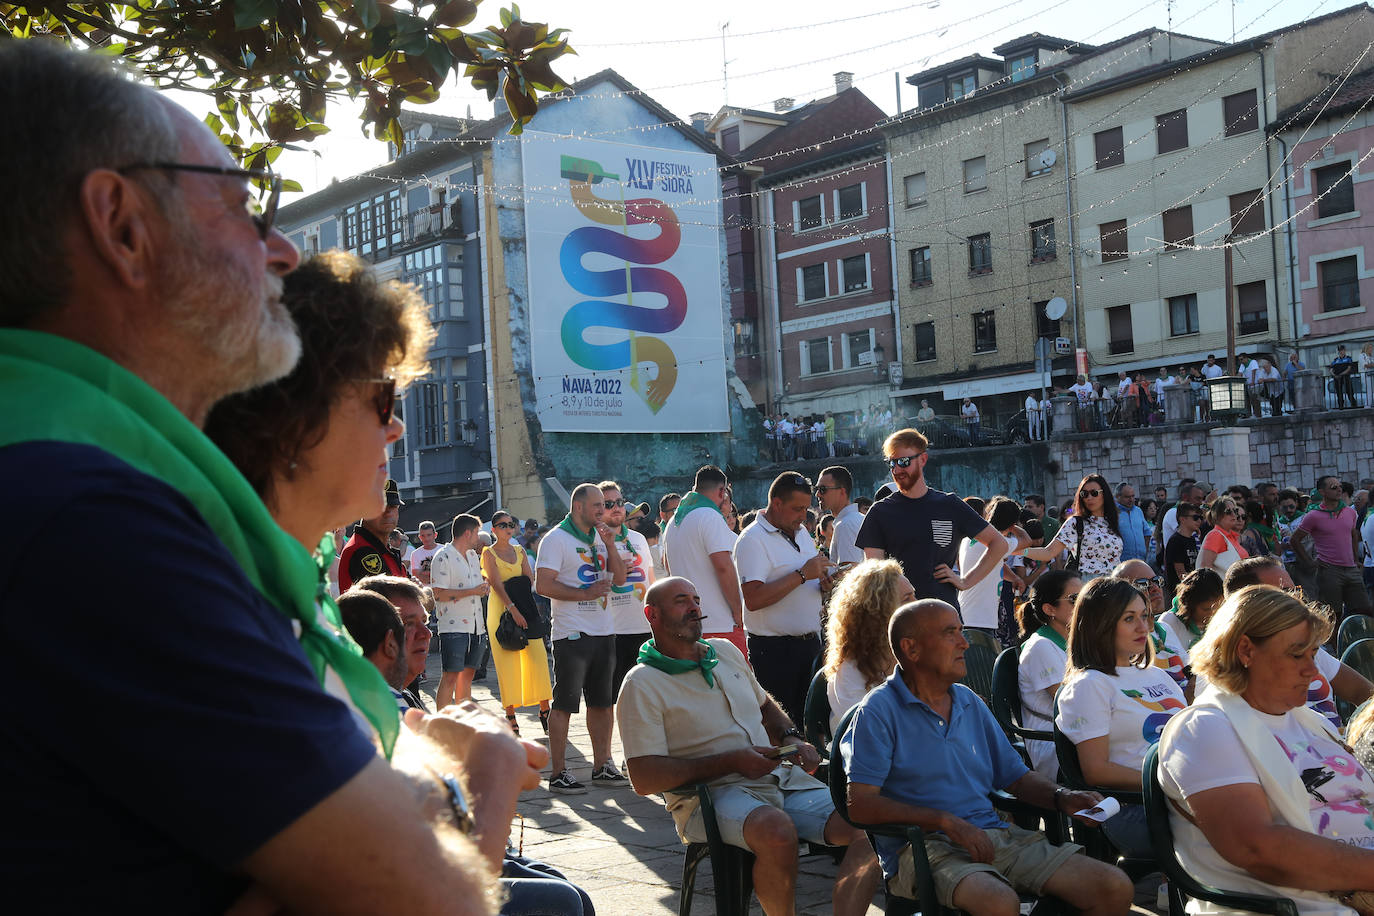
[888,455,922,468]
[603,498,625,509]
[1132,577,1164,591]
[814,485,837,495]
[493,522,517,530]
[353,377,397,425]
[1081,488,1102,498]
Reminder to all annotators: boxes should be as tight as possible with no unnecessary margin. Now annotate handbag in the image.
[502,573,547,640]
[1064,515,1084,575]
[495,610,528,652]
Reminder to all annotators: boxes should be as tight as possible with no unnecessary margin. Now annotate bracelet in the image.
[782,727,804,740]
[436,772,474,835]
[1053,786,1068,809]
[797,569,806,583]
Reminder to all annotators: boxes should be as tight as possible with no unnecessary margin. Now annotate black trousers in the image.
[746,633,821,729]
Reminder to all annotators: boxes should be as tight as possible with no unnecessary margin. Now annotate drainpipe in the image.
[1053,72,1081,352]
[1275,134,1302,350]
[882,146,903,394]
[476,153,501,510]
[763,186,785,407]
[1256,48,1285,349]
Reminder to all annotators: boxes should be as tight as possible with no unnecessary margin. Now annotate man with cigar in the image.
[618,577,879,916]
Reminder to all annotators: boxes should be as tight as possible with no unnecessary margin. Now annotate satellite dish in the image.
[1045,296,1068,320]
[1039,148,1058,169]
[417,123,434,140]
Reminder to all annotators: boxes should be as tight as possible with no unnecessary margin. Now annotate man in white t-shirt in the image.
[1201,354,1225,380]
[427,513,491,709]
[408,519,441,585]
[535,483,628,794]
[1025,393,1041,441]
[734,472,834,724]
[662,465,745,655]
[819,465,864,566]
[600,480,656,703]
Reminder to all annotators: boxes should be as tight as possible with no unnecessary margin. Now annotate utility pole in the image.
[721,22,731,104]
[1224,234,1236,374]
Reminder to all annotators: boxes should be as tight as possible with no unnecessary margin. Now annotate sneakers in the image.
[591,762,629,784]
[549,769,587,795]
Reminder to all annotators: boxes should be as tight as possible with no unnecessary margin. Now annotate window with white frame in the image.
[904,172,927,208]
[800,263,827,301]
[844,329,875,368]
[802,337,832,375]
[796,195,823,231]
[341,188,403,257]
[836,184,865,221]
[841,254,869,293]
[1025,138,1051,178]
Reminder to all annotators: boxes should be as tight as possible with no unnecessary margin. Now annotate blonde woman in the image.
[1159,586,1374,913]
[482,510,552,734]
[822,558,915,732]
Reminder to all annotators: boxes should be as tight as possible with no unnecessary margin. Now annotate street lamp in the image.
[1206,375,1248,425]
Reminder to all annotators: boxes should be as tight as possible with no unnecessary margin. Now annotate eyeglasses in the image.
[116,163,282,240]
[603,498,626,508]
[888,455,922,468]
[814,485,839,495]
[493,522,517,530]
[1059,593,1080,604]
[353,377,397,425]
[1132,576,1164,591]
[1081,488,1102,498]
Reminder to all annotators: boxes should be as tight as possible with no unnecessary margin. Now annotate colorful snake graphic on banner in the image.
[557,154,686,413]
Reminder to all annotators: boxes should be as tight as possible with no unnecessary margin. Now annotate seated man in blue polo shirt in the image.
[840,600,1134,916]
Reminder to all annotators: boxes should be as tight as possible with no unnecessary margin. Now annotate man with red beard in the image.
[856,428,1008,605]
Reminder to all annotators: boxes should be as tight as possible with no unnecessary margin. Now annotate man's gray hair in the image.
[0,40,181,327]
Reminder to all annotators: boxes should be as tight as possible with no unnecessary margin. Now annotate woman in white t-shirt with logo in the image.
[1057,577,1186,858]
[1016,570,1082,778]
[1160,585,1374,915]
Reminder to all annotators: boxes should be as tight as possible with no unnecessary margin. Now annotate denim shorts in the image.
[439,631,487,672]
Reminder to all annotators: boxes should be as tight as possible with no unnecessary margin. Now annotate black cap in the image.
[384,479,405,507]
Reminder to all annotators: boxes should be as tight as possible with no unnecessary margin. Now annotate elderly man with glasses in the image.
[0,41,529,913]
[856,428,1007,606]
[733,471,836,724]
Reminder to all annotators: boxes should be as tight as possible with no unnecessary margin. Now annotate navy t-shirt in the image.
[0,442,378,911]
[855,488,990,604]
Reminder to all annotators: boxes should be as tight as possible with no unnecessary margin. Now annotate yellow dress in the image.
[482,543,552,709]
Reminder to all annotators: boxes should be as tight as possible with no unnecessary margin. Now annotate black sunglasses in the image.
[603,498,626,508]
[353,377,397,425]
[888,455,922,468]
[116,162,282,240]
[493,522,517,530]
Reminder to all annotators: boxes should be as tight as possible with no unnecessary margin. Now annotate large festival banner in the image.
[522,132,729,432]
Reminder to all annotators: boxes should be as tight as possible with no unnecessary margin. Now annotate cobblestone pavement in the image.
[423,653,1164,915]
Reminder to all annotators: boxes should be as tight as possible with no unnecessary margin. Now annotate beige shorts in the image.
[890,823,1082,908]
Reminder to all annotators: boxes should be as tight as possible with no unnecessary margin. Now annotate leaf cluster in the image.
[1,1,575,171]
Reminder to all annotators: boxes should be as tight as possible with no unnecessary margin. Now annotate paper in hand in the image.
[1073,796,1122,822]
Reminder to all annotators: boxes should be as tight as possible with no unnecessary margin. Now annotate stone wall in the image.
[1048,408,1374,498]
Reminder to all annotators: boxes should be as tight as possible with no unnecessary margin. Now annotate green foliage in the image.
[1,1,574,162]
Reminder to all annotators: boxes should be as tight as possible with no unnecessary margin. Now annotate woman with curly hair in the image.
[822,558,915,732]
[205,250,432,722]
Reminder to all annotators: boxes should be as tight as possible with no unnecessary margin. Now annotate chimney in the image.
[834,71,854,93]
[774,97,795,112]
[689,111,711,133]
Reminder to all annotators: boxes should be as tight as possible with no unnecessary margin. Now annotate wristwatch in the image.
[782,727,804,741]
[437,772,474,834]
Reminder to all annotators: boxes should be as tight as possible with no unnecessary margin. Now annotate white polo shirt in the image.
[429,543,485,635]
[733,514,822,637]
[534,526,615,640]
[662,505,739,635]
[828,502,865,565]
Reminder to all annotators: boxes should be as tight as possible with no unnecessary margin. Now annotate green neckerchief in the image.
[673,490,723,526]
[614,523,639,558]
[1035,624,1067,651]
[638,638,719,686]
[1152,620,1171,653]
[1304,498,1349,519]
[557,514,602,572]
[0,330,399,756]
